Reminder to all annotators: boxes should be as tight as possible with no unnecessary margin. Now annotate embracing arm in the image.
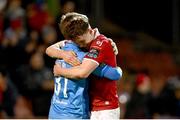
[54,59,98,79]
[46,41,66,59]
[46,40,80,66]
[93,65,123,80]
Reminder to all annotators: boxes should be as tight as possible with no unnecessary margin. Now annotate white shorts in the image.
[90,107,120,120]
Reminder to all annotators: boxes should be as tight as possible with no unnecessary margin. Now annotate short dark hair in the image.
[59,12,89,40]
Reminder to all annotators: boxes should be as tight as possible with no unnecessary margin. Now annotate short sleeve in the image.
[84,39,111,64]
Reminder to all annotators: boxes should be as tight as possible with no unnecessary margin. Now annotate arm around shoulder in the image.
[45,41,66,59]
[53,59,98,79]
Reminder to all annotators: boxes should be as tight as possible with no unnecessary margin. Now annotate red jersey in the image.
[84,34,119,111]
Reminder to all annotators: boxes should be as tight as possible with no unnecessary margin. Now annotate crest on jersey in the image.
[87,48,99,58]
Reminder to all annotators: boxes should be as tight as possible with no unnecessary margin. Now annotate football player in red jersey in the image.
[48,12,121,119]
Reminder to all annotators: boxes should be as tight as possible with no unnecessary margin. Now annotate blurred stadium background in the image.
[0,0,180,119]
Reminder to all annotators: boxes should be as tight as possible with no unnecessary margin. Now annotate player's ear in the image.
[87,25,93,33]
[88,28,93,34]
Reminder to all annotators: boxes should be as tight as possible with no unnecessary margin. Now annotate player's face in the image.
[75,28,94,48]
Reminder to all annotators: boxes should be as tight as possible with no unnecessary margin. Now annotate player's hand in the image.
[62,50,81,66]
[53,63,62,76]
[116,66,123,77]
[108,38,118,55]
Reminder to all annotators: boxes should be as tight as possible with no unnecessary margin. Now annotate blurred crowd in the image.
[0,0,180,119]
[115,37,180,119]
[0,0,73,118]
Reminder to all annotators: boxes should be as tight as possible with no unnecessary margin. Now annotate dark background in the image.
[103,0,172,43]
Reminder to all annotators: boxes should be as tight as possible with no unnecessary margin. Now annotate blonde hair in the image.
[59,12,89,40]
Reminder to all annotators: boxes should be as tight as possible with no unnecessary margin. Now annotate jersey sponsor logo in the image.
[99,63,106,67]
[87,48,99,58]
[53,98,68,105]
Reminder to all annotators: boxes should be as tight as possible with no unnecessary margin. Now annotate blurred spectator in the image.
[40,25,57,51]
[40,25,58,68]
[4,27,20,47]
[5,0,27,44]
[0,0,7,11]
[148,75,177,118]
[17,51,54,116]
[165,72,180,118]
[55,0,76,40]
[6,0,25,21]
[0,26,27,74]
[26,3,53,32]
[13,96,33,118]
[24,30,40,55]
[124,73,152,118]
[61,0,76,14]
[0,67,33,118]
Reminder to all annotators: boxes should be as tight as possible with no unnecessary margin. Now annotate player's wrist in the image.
[59,49,66,59]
